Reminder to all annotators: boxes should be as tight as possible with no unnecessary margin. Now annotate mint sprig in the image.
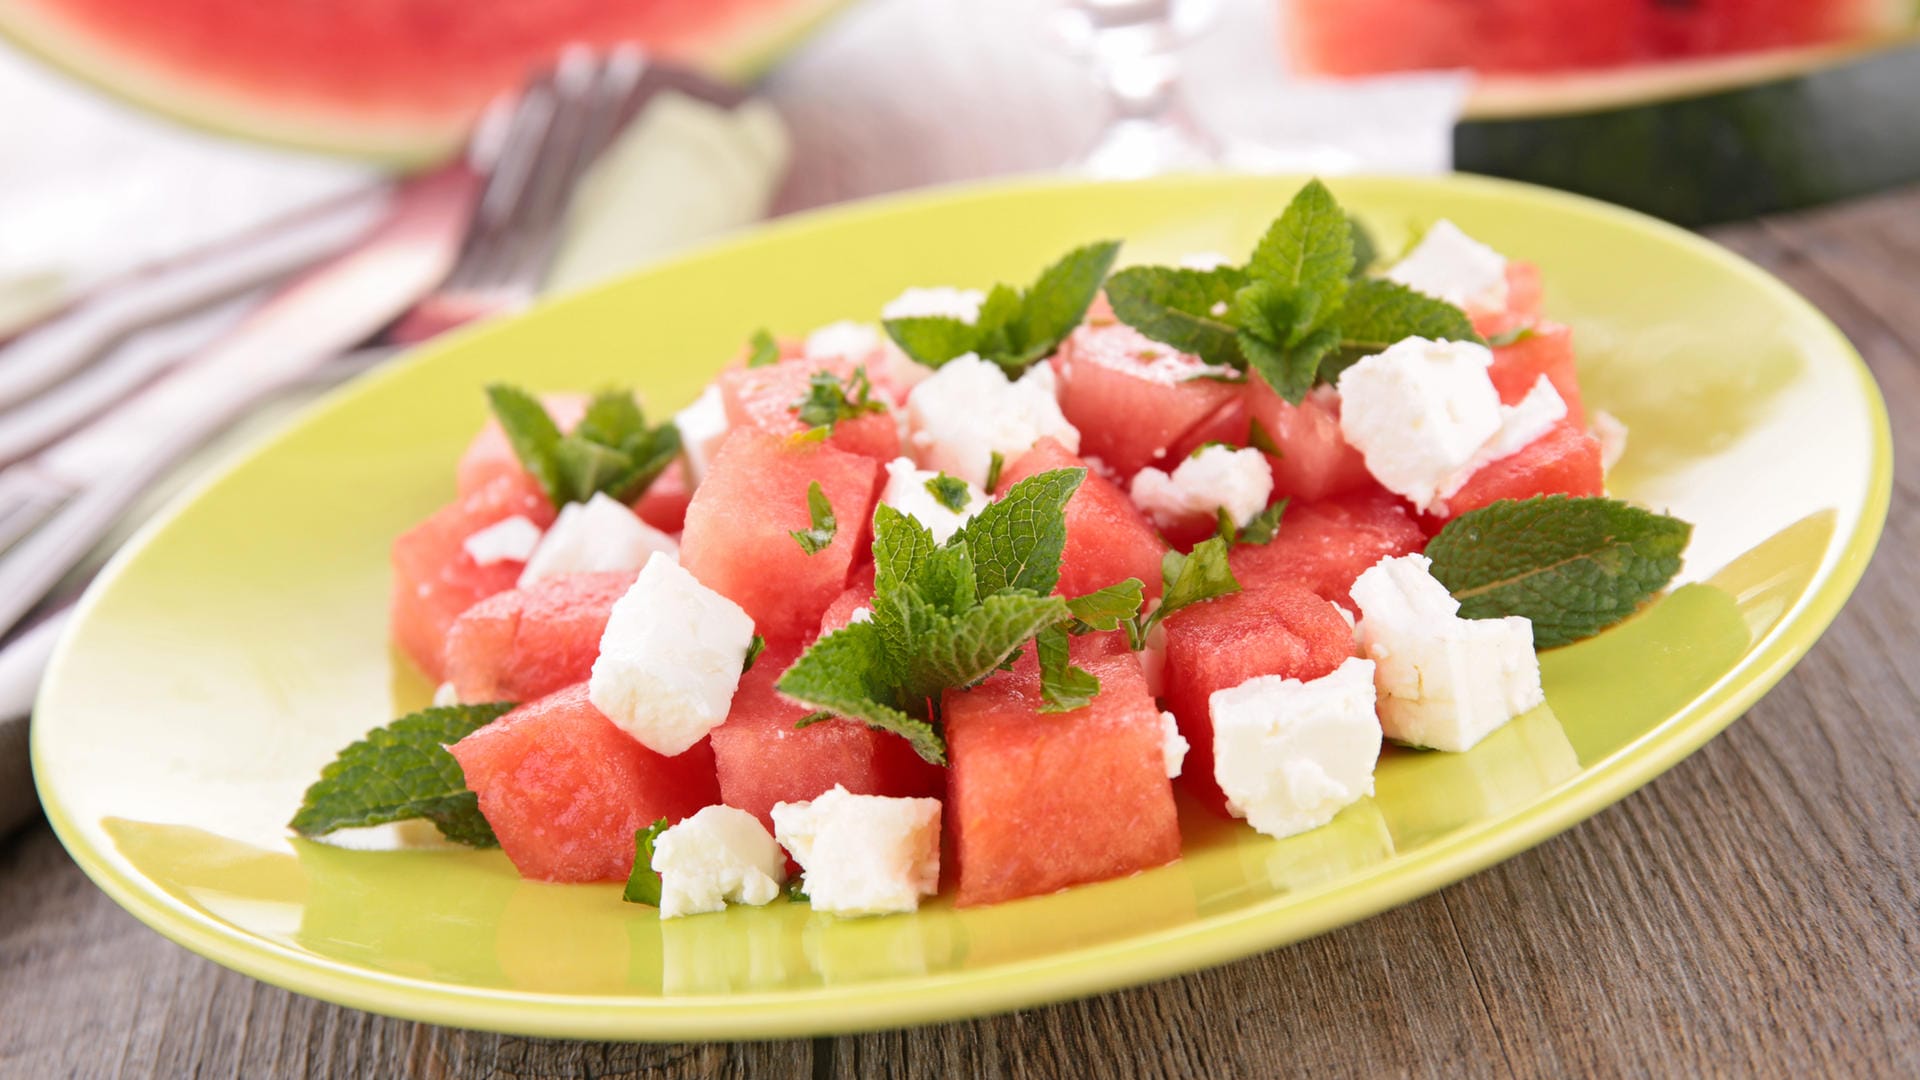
[746,328,781,368]
[488,385,681,508]
[883,241,1121,376]
[1320,278,1482,384]
[289,702,515,845]
[985,451,1006,494]
[1217,499,1287,547]
[1425,496,1692,649]
[925,473,972,512]
[789,481,838,555]
[1036,625,1099,713]
[794,367,884,431]
[622,817,671,906]
[742,635,766,673]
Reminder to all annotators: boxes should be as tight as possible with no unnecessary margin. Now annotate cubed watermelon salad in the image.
[292,181,1690,921]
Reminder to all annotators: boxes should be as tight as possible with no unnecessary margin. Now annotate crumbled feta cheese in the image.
[1210,657,1382,839]
[1593,409,1629,472]
[674,384,730,486]
[589,552,757,756]
[462,515,542,566]
[1386,219,1509,312]
[1434,375,1569,510]
[1018,357,1059,397]
[1337,337,1504,513]
[652,805,788,919]
[771,785,942,916]
[432,681,459,707]
[517,492,678,588]
[1178,250,1234,271]
[883,286,986,325]
[804,320,883,363]
[905,354,1080,487]
[1130,445,1274,529]
[880,456,988,543]
[849,606,873,625]
[1159,711,1189,779]
[1350,553,1544,752]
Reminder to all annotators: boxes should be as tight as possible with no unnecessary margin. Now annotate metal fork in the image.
[0,48,649,640]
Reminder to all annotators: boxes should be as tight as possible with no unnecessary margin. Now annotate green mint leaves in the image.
[925,473,972,512]
[289,703,514,846]
[1152,537,1241,627]
[488,385,681,508]
[746,328,781,368]
[1107,180,1485,404]
[777,469,1094,765]
[985,452,1006,494]
[1218,499,1287,546]
[1486,325,1536,348]
[1426,496,1693,649]
[789,481,837,555]
[622,817,671,906]
[742,635,766,673]
[883,241,1121,376]
[1036,625,1099,713]
[793,367,884,431]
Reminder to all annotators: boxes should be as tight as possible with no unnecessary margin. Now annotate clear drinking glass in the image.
[1053,0,1221,178]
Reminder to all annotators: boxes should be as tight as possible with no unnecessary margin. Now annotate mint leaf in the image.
[872,504,938,595]
[881,242,1120,375]
[912,592,1069,696]
[1425,495,1692,649]
[1236,277,1341,405]
[925,473,972,512]
[621,817,672,905]
[289,702,514,845]
[1236,499,1288,546]
[742,635,766,673]
[1036,625,1100,713]
[883,316,978,370]
[1247,417,1282,457]
[489,385,679,506]
[1105,265,1248,368]
[1348,215,1379,279]
[1324,278,1485,384]
[985,451,1006,494]
[793,367,884,430]
[746,328,781,368]
[1066,579,1145,632]
[789,481,837,555]
[485,385,565,501]
[1487,325,1536,348]
[1152,536,1242,628]
[795,709,834,726]
[776,621,947,765]
[1246,178,1353,323]
[785,877,810,902]
[953,467,1085,597]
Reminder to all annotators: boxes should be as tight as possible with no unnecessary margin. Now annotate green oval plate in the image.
[32,175,1890,1040]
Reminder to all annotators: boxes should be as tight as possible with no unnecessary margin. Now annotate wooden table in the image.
[6,4,1919,1075]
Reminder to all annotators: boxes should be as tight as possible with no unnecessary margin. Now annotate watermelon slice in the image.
[1161,582,1356,816]
[997,437,1168,600]
[679,429,881,645]
[633,458,695,535]
[1229,490,1428,612]
[390,471,556,682]
[448,683,720,883]
[1438,421,1605,520]
[944,636,1180,907]
[717,355,901,463]
[1243,382,1375,503]
[443,571,636,705]
[1051,320,1243,479]
[1487,322,1585,427]
[817,564,878,637]
[0,0,854,160]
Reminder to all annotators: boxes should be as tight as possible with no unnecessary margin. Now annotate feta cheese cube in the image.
[432,681,459,707]
[905,354,1080,488]
[517,492,678,589]
[1129,445,1274,529]
[882,286,986,325]
[589,552,757,756]
[849,606,873,625]
[1386,219,1509,312]
[1593,409,1629,472]
[1435,374,1569,509]
[1336,337,1504,512]
[771,785,942,916]
[1210,656,1382,839]
[651,805,788,919]
[880,456,988,543]
[462,515,542,566]
[804,320,882,363]
[1350,553,1544,752]
[673,384,730,486]
[1159,710,1189,779]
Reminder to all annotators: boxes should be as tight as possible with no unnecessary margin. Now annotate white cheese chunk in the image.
[880,456,988,543]
[589,552,757,756]
[673,384,730,486]
[804,320,883,363]
[652,805,788,919]
[882,286,986,325]
[517,492,678,589]
[432,681,460,707]
[1210,656,1382,839]
[849,606,873,625]
[905,354,1080,488]
[1159,711,1189,779]
[1386,219,1509,312]
[771,785,942,916]
[1434,374,1569,510]
[1593,409,1630,472]
[1337,337,1504,513]
[462,515,542,566]
[1130,445,1274,529]
[1350,553,1544,752]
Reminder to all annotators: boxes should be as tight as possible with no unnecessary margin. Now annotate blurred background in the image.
[0,0,1916,825]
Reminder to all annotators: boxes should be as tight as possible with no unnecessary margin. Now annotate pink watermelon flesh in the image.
[944,634,1180,907]
[997,437,1168,600]
[1243,380,1376,503]
[679,429,880,646]
[632,457,694,535]
[1438,421,1605,521]
[390,471,556,682]
[448,683,721,883]
[1052,320,1243,479]
[816,564,878,638]
[1486,321,1586,427]
[1229,490,1428,612]
[443,571,636,705]
[1161,581,1356,817]
[709,643,944,833]
[717,355,901,462]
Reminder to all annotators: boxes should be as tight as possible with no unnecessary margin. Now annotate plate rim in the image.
[30,171,1894,1040]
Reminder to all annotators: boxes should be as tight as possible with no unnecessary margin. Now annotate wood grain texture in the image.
[6,1,1920,1075]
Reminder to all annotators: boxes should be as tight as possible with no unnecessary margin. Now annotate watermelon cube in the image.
[1243,381,1375,502]
[455,393,587,498]
[1229,489,1427,611]
[390,471,556,682]
[448,683,720,883]
[1438,420,1604,521]
[717,355,901,462]
[1161,581,1356,816]
[709,644,943,832]
[1051,320,1243,478]
[632,457,694,534]
[944,638,1180,907]
[997,437,1167,599]
[444,571,636,705]
[680,430,881,645]
[1488,321,1585,426]
[817,564,878,638]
